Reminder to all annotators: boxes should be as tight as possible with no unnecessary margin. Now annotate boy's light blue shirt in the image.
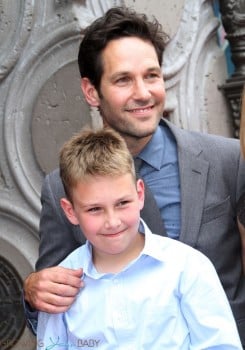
[37,221,242,350]
[137,124,181,239]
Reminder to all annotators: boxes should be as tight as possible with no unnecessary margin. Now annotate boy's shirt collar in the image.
[81,219,168,280]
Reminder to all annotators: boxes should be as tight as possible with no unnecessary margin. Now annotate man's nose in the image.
[133,79,151,100]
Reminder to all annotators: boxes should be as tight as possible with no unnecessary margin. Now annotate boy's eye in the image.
[117,200,130,207]
[88,207,101,213]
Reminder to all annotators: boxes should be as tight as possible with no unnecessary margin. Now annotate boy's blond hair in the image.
[59,128,136,200]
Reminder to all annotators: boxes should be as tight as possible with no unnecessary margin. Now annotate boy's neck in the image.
[92,232,145,274]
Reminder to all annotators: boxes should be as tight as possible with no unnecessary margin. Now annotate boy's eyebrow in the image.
[77,194,133,208]
[77,202,101,208]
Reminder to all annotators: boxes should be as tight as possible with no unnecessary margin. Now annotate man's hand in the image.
[23,266,84,313]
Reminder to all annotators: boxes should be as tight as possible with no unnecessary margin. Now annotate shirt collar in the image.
[140,219,168,263]
[81,219,167,279]
[137,125,165,170]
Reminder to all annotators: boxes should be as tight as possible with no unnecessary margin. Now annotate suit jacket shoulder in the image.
[36,169,85,270]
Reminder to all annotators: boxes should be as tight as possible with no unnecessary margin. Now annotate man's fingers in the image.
[35,294,77,314]
[31,282,82,313]
[39,304,74,314]
[37,267,84,288]
[45,292,78,306]
[23,266,84,311]
[47,281,82,298]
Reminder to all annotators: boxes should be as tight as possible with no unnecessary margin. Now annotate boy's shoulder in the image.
[148,230,212,268]
[58,243,88,269]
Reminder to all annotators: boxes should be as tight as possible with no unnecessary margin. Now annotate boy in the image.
[37,128,242,349]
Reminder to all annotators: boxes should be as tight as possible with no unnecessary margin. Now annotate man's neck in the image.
[124,135,153,156]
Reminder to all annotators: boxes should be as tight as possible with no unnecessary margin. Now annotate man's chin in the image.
[122,128,155,140]
[132,123,159,138]
[107,119,159,139]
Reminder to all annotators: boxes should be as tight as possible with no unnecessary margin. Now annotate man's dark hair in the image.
[78,6,169,91]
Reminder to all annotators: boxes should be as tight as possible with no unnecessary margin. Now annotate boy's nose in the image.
[104,211,121,229]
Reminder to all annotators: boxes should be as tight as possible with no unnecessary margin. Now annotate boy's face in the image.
[61,173,144,261]
[81,36,165,155]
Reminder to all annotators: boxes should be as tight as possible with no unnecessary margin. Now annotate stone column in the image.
[219,0,245,137]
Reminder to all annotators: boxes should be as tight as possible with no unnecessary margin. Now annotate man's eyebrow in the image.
[110,67,161,80]
[110,71,130,80]
[147,66,162,72]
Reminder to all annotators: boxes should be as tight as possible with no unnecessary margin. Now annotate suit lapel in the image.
[178,148,209,245]
[165,120,209,246]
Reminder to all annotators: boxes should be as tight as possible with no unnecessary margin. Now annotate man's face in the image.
[83,37,166,154]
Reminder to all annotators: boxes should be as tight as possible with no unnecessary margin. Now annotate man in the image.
[24,6,245,346]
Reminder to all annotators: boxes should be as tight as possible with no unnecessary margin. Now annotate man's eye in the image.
[115,77,130,84]
[146,73,159,80]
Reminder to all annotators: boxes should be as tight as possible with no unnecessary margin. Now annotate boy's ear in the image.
[81,77,100,107]
[136,179,145,210]
[60,198,79,225]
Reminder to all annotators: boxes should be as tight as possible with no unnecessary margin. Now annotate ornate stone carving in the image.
[219,0,245,137]
[0,257,25,350]
[162,0,228,134]
[0,0,34,81]
[73,0,123,27]
[0,209,38,350]
[4,26,82,213]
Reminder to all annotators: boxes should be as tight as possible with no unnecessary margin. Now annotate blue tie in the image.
[134,158,166,237]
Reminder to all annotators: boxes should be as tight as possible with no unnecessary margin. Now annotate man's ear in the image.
[81,77,100,107]
[60,198,79,225]
[136,179,145,210]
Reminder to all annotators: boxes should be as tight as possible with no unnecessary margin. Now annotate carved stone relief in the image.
[0,0,33,81]
[0,214,38,350]
[5,29,82,211]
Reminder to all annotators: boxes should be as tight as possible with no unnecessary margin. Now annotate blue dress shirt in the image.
[137,124,181,239]
[37,221,242,350]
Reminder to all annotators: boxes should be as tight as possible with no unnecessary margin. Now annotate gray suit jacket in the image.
[37,120,245,345]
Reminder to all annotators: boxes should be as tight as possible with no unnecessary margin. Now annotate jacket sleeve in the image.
[23,169,86,335]
[236,154,245,202]
[36,168,86,271]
